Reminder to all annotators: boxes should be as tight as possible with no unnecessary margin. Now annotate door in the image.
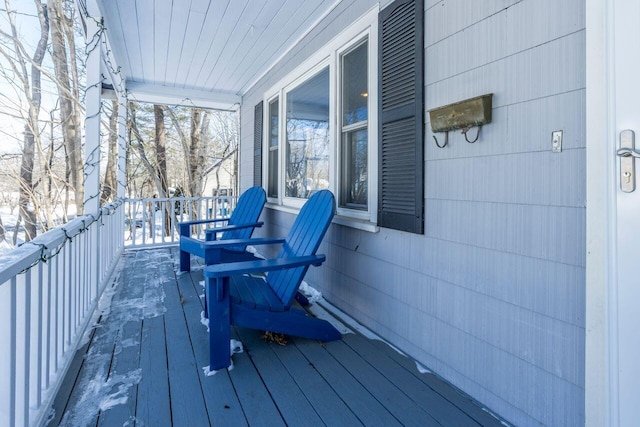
[612,2,640,424]
[586,1,640,426]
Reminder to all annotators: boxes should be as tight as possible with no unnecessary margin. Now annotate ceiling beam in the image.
[125,81,241,111]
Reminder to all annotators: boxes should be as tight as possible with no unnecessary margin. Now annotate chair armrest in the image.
[197,237,285,250]
[177,217,229,227]
[204,221,263,237]
[204,254,326,278]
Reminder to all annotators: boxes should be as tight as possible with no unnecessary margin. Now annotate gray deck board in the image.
[368,339,502,427]
[234,327,325,426]
[175,271,249,425]
[136,315,171,427]
[163,275,211,426]
[293,336,403,426]
[49,247,505,427]
[342,333,482,426]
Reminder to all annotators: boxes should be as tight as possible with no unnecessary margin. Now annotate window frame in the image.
[266,95,280,201]
[337,37,372,220]
[262,7,379,223]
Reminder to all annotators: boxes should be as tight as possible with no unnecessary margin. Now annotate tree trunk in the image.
[101,100,118,204]
[154,104,171,235]
[0,214,5,243]
[48,0,83,214]
[6,0,50,242]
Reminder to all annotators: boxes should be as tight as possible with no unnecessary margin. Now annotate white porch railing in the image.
[0,195,237,426]
[0,200,125,427]
[123,196,237,248]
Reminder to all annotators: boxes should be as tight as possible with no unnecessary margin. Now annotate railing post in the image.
[117,97,127,199]
[83,13,102,216]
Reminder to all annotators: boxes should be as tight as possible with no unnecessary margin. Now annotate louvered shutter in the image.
[253,101,263,187]
[377,0,424,234]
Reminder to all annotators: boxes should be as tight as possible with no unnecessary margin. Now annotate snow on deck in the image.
[47,247,504,426]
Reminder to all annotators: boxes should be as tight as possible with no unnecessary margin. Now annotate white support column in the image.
[117,96,127,198]
[83,15,102,215]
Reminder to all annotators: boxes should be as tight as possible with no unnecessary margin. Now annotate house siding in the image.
[240,1,586,426]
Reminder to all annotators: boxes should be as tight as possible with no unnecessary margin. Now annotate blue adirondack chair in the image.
[203,190,340,370]
[179,186,266,272]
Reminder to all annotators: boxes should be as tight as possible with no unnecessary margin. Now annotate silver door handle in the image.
[616,147,640,158]
[619,130,636,192]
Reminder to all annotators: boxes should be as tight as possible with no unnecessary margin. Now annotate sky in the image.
[0,1,73,154]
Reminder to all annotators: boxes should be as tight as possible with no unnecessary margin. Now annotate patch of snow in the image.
[97,369,143,412]
[118,338,140,349]
[0,239,14,256]
[230,339,243,354]
[481,407,513,427]
[303,299,352,335]
[245,246,265,258]
[202,340,244,377]
[200,311,209,332]
[57,251,171,425]
[199,280,205,287]
[312,297,408,357]
[44,408,56,425]
[415,362,431,374]
[298,280,322,304]
[59,364,142,427]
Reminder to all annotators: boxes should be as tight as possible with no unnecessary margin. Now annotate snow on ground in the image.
[0,204,78,250]
[57,250,169,427]
[202,340,244,376]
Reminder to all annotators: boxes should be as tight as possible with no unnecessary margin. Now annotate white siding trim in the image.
[585,0,615,425]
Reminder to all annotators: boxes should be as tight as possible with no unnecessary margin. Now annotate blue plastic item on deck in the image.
[203,190,340,370]
[179,186,266,271]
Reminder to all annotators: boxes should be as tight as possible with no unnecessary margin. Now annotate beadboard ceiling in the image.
[94,0,341,109]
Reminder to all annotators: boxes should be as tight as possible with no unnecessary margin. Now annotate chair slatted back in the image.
[221,186,266,251]
[267,190,335,307]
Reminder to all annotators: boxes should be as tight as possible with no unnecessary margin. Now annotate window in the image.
[267,98,279,198]
[262,8,378,225]
[285,67,330,199]
[340,40,368,210]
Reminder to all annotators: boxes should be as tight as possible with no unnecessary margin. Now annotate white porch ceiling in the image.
[94,0,342,109]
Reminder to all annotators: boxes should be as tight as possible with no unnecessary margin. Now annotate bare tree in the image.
[101,100,117,204]
[0,0,50,242]
[165,106,213,198]
[154,104,170,235]
[205,110,238,195]
[0,214,5,243]
[48,0,83,213]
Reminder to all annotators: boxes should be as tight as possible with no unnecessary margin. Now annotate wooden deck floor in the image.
[48,247,504,427]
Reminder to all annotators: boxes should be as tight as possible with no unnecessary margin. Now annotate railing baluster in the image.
[35,262,43,408]
[9,277,17,427]
[18,271,31,426]
[45,258,52,389]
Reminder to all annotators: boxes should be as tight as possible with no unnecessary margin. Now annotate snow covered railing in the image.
[124,195,238,248]
[0,199,125,427]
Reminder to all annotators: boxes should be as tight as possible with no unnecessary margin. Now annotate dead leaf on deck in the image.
[261,331,288,346]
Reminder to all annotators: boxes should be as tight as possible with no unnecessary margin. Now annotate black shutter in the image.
[378,0,424,234]
[253,101,263,187]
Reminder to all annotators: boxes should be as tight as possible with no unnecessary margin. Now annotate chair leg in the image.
[179,224,191,272]
[179,249,190,272]
[207,277,232,370]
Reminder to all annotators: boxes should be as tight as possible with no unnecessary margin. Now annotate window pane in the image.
[268,99,279,198]
[342,41,368,126]
[341,129,368,208]
[286,67,330,199]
